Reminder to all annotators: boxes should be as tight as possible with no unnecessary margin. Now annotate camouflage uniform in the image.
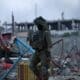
[29,17,52,80]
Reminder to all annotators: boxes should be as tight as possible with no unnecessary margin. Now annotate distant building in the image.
[4,19,80,37]
[0,26,4,33]
[46,19,80,30]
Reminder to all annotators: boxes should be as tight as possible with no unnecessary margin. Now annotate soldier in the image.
[29,16,52,80]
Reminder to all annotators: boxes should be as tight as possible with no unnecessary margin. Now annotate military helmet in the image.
[34,16,49,31]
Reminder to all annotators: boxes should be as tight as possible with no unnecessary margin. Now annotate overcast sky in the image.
[0,0,80,23]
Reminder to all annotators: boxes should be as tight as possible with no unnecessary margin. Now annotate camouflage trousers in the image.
[29,50,51,80]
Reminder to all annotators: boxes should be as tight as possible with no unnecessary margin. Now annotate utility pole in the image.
[12,11,15,35]
[35,3,38,18]
[34,3,38,31]
[61,12,64,20]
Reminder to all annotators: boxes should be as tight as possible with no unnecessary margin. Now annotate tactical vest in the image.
[30,31,45,51]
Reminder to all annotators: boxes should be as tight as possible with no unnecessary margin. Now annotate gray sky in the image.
[0,0,80,23]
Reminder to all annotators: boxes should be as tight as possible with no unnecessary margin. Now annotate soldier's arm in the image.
[45,31,52,49]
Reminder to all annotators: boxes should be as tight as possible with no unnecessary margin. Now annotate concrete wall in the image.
[16,32,28,37]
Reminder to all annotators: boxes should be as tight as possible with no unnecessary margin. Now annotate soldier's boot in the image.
[40,66,49,80]
[36,73,42,80]
[42,76,48,80]
[36,76,41,80]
